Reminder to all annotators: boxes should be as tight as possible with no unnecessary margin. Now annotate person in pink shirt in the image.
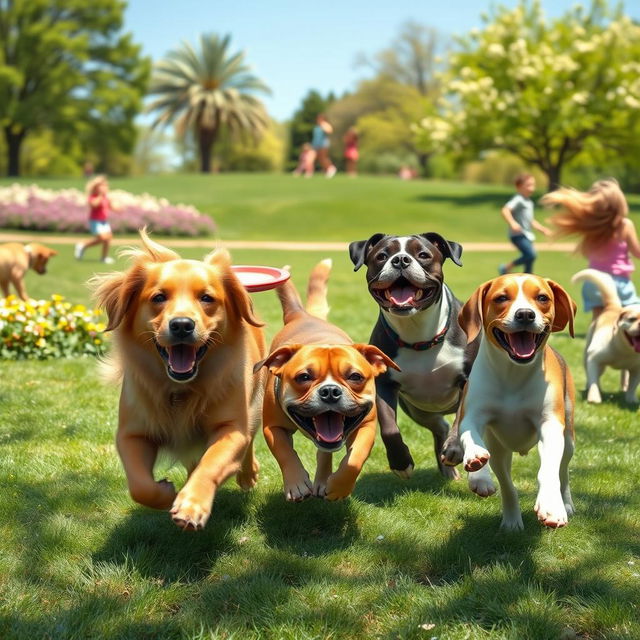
[75,175,115,264]
[543,178,640,320]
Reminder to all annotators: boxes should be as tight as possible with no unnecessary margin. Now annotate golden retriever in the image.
[92,230,266,530]
[0,242,57,300]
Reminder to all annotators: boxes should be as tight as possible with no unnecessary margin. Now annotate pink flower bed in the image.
[0,184,216,237]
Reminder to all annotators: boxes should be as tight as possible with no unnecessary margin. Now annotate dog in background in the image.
[92,230,266,530]
[349,232,477,479]
[256,259,399,501]
[572,268,640,404]
[457,274,576,530]
[0,242,57,300]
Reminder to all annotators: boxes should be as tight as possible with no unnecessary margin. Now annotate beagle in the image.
[457,274,577,530]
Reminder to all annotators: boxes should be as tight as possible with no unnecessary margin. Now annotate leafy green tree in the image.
[355,20,445,98]
[0,0,149,177]
[414,0,640,189]
[147,33,271,173]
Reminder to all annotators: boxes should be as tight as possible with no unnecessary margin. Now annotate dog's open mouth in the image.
[493,328,547,363]
[624,331,640,353]
[287,408,369,452]
[371,277,436,311]
[156,342,208,382]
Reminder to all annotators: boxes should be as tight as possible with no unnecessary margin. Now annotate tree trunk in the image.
[4,126,26,177]
[416,151,431,177]
[545,164,562,192]
[198,127,216,173]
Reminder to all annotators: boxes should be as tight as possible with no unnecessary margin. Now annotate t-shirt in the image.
[311,124,329,149]
[89,195,109,222]
[505,193,534,241]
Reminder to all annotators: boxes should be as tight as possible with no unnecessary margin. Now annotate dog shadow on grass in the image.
[93,485,253,584]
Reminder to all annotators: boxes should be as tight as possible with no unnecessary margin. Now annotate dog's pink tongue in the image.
[313,412,345,443]
[389,286,416,306]
[168,344,197,373]
[507,332,537,358]
[631,335,640,353]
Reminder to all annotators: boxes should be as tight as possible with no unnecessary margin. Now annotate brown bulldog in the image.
[255,259,399,501]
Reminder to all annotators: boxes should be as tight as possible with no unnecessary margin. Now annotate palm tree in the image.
[147,33,271,173]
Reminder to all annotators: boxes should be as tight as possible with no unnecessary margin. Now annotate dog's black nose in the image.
[391,254,412,269]
[318,384,343,403]
[514,308,536,323]
[169,317,195,337]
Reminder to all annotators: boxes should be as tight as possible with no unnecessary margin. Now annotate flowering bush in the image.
[0,184,216,237]
[0,295,107,360]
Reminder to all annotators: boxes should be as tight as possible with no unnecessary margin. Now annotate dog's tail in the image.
[571,268,621,309]
[276,259,332,323]
[305,258,332,320]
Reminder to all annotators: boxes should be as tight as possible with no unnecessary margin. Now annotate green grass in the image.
[2,174,640,639]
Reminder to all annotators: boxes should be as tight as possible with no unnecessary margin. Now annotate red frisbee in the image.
[231,265,290,292]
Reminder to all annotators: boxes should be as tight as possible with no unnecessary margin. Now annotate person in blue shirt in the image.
[311,114,337,178]
[499,173,552,274]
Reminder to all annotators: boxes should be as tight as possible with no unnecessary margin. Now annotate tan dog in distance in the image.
[0,242,57,300]
[256,259,399,501]
[572,268,640,404]
[457,274,576,530]
[92,230,266,530]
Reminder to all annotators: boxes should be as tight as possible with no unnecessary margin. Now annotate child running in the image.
[75,175,115,264]
[542,178,640,320]
[499,173,552,275]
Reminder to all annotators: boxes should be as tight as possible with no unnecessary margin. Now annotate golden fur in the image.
[91,230,266,530]
[0,242,57,300]
[542,178,628,256]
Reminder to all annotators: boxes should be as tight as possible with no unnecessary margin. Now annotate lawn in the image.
[1,174,639,639]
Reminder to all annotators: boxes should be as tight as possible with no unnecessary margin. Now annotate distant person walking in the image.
[498,173,551,275]
[74,175,115,264]
[311,114,337,178]
[542,178,640,320]
[343,127,359,177]
[292,142,316,178]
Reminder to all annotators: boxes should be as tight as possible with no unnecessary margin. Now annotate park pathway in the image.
[0,231,576,253]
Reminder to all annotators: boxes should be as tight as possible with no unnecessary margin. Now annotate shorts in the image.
[89,220,111,235]
[581,274,640,311]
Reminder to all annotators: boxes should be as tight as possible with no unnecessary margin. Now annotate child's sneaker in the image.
[498,264,508,275]
[74,242,84,260]
[102,256,115,265]
[326,166,337,178]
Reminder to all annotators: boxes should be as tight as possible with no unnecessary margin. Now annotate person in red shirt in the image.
[75,175,115,264]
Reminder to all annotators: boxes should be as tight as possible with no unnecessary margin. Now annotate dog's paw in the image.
[463,446,490,472]
[324,473,355,501]
[441,438,464,467]
[586,385,602,404]
[564,500,575,517]
[283,474,313,502]
[387,445,415,478]
[468,473,496,497]
[236,456,260,491]
[312,481,327,498]
[170,491,211,531]
[535,493,569,528]
[500,511,524,531]
[392,463,414,480]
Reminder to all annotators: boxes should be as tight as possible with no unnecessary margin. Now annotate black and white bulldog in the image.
[349,232,477,479]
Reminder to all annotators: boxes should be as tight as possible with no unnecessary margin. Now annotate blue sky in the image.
[125,0,639,122]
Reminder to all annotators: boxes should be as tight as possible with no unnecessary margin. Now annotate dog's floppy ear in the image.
[349,233,386,271]
[90,264,146,331]
[253,344,302,374]
[353,344,401,376]
[459,280,492,344]
[420,232,463,267]
[546,278,576,337]
[208,248,264,328]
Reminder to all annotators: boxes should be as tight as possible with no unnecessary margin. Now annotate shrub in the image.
[0,295,107,360]
[0,184,216,237]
